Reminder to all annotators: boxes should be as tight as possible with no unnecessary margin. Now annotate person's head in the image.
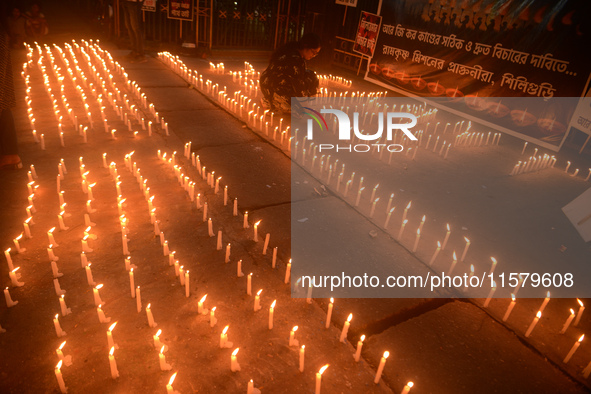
[298,33,321,60]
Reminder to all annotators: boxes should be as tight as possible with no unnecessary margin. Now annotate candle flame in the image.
[222,325,229,335]
[330,297,334,304]
[546,291,550,298]
[319,364,329,374]
[491,257,497,264]
[255,220,261,226]
[160,346,166,354]
[511,294,516,301]
[446,224,450,231]
[109,322,117,332]
[579,334,585,342]
[59,341,66,350]
[49,227,55,233]
[361,335,366,341]
[56,360,63,369]
[15,234,23,241]
[109,347,115,356]
[212,307,216,312]
[403,219,408,224]
[232,348,239,356]
[470,265,474,273]
[257,289,263,296]
[55,314,59,319]
[452,251,457,260]
[536,311,542,318]
[168,372,177,385]
[464,237,470,243]
[147,303,151,309]
[347,313,353,322]
[577,299,584,307]
[200,294,207,303]
[292,326,298,332]
[570,309,575,315]
[417,228,421,235]
[407,382,414,388]
[383,351,390,358]
[271,300,276,308]
[406,201,411,209]
[421,215,426,222]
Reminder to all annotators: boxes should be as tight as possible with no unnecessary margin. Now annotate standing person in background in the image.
[7,7,26,49]
[24,3,49,41]
[0,10,22,169]
[122,0,147,63]
[260,33,321,114]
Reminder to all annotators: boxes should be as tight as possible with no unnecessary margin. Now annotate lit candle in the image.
[262,233,270,255]
[108,347,119,379]
[269,300,276,329]
[449,251,458,275]
[107,322,118,349]
[59,295,71,316]
[159,346,173,370]
[483,281,497,307]
[412,228,421,252]
[230,348,241,372]
[563,334,584,363]
[325,298,334,329]
[460,237,471,262]
[136,286,142,312]
[198,294,208,315]
[340,313,353,342]
[254,220,261,242]
[575,299,585,326]
[166,372,178,394]
[442,224,451,250]
[285,259,291,284]
[233,198,238,216]
[561,308,576,334]
[4,287,17,307]
[56,341,72,366]
[146,303,157,327]
[397,219,408,240]
[4,249,13,270]
[374,351,389,384]
[247,273,252,296]
[237,259,244,277]
[53,314,66,337]
[253,289,263,312]
[185,271,190,297]
[539,291,551,312]
[490,257,498,274]
[401,382,414,394]
[502,294,516,322]
[48,227,58,246]
[315,364,329,394]
[13,234,26,253]
[289,326,299,347]
[299,345,305,372]
[54,278,65,296]
[225,243,231,263]
[55,361,67,393]
[354,334,366,362]
[210,306,217,327]
[525,311,541,337]
[9,267,24,287]
[402,201,411,222]
[220,325,233,348]
[93,284,104,306]
[97,304,111,323]
[153,329,168,351]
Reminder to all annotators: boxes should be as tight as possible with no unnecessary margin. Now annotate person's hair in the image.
[298,33,321,50]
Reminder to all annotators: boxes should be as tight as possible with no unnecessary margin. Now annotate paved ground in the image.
[0,3,590,393]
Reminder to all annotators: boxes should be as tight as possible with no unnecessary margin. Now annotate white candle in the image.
[483,282,497,308]
[54,278,65,296]
[285,259,291,284]
[247,273,252,296]
[315,365,329,394]
[136,286,142,312]
[490,257,498,274]
[225,243,231,263]
[108,347,119,379]
[262,233,270,255]
[4,287,18,307]
[412,228,421,252]
[237,259,244,277]
[166,372,177,394]
[220,325,233,348]
[146,303,157,327]
[525,311,541,337]
[442,224,451,250]
[449,252,458,275]
[243,211,249,228]
[299,345,305,372]
[397,219,408,240]
[53,314,66,337]
[47,227,58,246]
[185,271,190,297]
[233,198,238,216]
[153,329,168,351]
[254,289,263,312]
[198,294,208,315]
[560,308,576,334]
[502,294,516,322]
[254,220,261,242]
[230,348,241,372]
[325,298,334,329]
[210,307,217,327]
[159,346,173,370]
[289,326,299,347]
[460,237,471,262]
[55,361,67,393]
[354,334,365,362]
[563,334,584,363]
[59,295,71,316]
[9,267,24,287]
[107,322,118,349]
[269,300,276,329]
[340,313,353,342]
[575,299,585,326]
[374,351,389,384]
[4,249,13,270]
[401,382,414,394]
[272,247,278,268]
[97,304,111,323]
[539,291,551,312]
[51,260,63,278]
[56,341,72,366]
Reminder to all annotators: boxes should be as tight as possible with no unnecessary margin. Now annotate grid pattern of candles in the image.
[3,40,589,393]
